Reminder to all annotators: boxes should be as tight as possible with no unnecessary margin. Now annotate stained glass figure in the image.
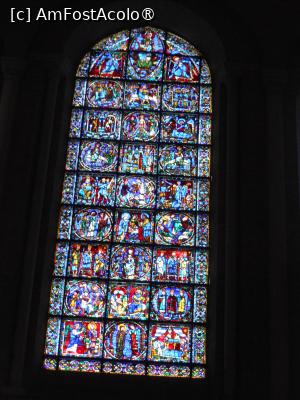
[162,84,199,112]
[64,280,106,317]
[103,321,147,360]
[148,324,191,363]
[110,246,152,281]
[79,141,118,172]
[124,82,160,110]
[161,114,198,144]
[153,249,194,283]
[155,212,195,246]
[159,145,197,177]
[119,144,156,174]
[114,210,154,244]
[67,243,109,278]
[164,56,200,83]
[130,27,165,52]
[86,80,123,108]
[107,282,150,320]
[75,174,116,206]
[127,52,163,81]
[150,285,192,321]
[116,176,156,208]
[72,208,113,241]
[60,320,103,357]
[122,112,159,141]
[157,178,196,210]
[46,27,212,378]
[82,110,121,140]
[89,51,125,79]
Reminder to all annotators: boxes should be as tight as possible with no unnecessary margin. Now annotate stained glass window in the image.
[44,27,211,380]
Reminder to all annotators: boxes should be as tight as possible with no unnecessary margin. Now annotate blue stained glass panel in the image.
[199,114,211,145]
[122,111,159,142]
[69,109,83,138]
[57,206,73,240]
[53,242,69,276]
[60,320,104,358]
[64,280,107,317]
[107,282,150,320]
[127,52,163,81]
[67,243,109,278]
[82,110,121,140]
[110,245,152,281]
[89,51,125,79]
[72,80,87,107]
[76,53,91,77]
[46,28,212,378]
[114,210,154,244]
[150,285,192,322]
[157,178,196,210]
[124,82,161,110]
[155,212,195,246]
[75,174,116,207]
[200,86,212,113]
[200,59,211,84]
[161,113,198,144]
[119,143,157,175]
[103,321,147,361]
[159,145,197,177]
[162,84,199,112]
[61,173,76,204]
[86,80,123,108]
[79,141,118,172]
[195,250,209,284]
[148,323,191,363]
[192,326,206,364]
[72,208,113,241]
[130,27,165,53]
[49,278,64,315]
[45,318,61,356]
[153,248,194,283]
[164,55,200,83]
[193,287,207,323]
[65,140,80,171]
[116,176,156,209]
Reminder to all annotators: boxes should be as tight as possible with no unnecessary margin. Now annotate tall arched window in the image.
[43,27,212,379]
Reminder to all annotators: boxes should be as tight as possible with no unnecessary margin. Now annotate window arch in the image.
[43,27,212,379]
